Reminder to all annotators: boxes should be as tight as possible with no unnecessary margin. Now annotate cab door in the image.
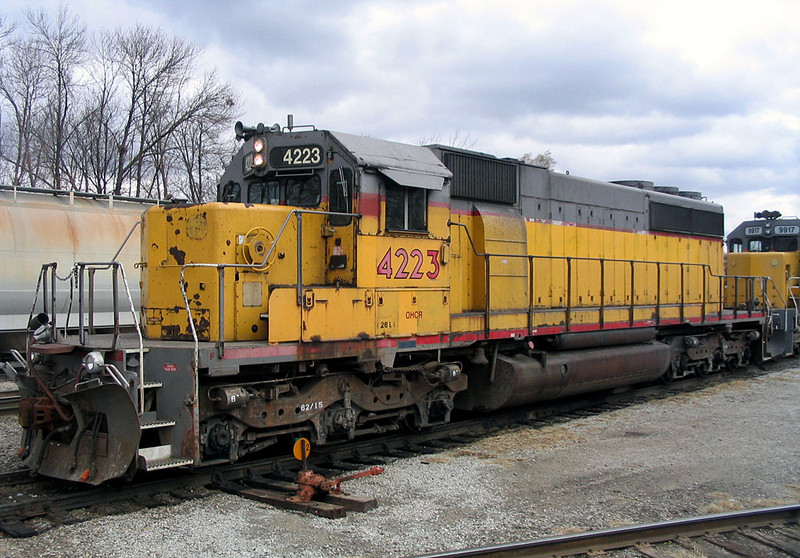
[325,165,356,286]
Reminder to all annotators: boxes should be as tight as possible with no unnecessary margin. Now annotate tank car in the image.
[0,186,153,355]
[10,119,780,484]
[726,211,800,356]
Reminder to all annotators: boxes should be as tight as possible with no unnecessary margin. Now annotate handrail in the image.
[720,273,789,313]
[72,261,143,410]
[787,276,799,330]
[26,260,145,413]
[110,220,142,262]
[449,220,777,336]
[178,208,361,369]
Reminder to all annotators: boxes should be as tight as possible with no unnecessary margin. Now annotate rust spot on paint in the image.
[169,246,186,265]
[196,316,210,337]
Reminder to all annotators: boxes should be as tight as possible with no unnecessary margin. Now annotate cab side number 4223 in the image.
[377,247,440,280]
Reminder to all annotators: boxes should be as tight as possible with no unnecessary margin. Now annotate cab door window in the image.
[329,167,353,226]
[220,181,241,202]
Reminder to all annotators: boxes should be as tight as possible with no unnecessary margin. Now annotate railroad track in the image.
[0,361,792,537]
[413,504,800,557]
[0,391,20,416]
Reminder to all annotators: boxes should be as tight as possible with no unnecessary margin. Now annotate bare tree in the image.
[0,15,13,183]
[69,33,121,193]
[27,5,86,189]
[418,130,477,150]
[520,150,557,170]
[0,33,47,186]
[173,87,239,202]
[0,11,240,197]
[108,25,237,197]
[0,16,14,45]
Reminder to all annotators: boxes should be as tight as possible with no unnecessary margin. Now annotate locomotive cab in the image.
[726,211,800,356]
[135,122,466,471]
[142,124,454,346]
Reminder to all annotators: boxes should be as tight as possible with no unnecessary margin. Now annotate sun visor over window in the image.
[379,168,444,190]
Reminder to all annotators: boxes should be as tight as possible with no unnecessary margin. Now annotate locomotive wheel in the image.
[726,351,743,371]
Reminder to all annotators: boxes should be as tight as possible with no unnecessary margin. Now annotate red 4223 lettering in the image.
[377,247,440,280]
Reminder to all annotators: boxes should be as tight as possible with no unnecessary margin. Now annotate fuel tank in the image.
[539,327,656,350]
[456,342,671,412]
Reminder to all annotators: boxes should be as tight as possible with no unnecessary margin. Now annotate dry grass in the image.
[765,371,800,382]
[702,491,795,514]
[692,378,758,397]
[469,424,586,455]
[655,378,756,407]
[555,526,586,535]
[653,368,800,408]
[448,449,497,460]
[667,547,706,558]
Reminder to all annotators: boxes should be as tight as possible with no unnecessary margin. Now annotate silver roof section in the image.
[331,132,452,190]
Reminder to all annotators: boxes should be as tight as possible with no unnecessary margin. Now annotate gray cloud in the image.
[8,0,796,230]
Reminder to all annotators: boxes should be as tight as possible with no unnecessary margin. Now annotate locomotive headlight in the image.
[82,351,105,373]
[250,137,267,170]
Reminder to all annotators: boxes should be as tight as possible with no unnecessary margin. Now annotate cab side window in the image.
[385,183,426,232]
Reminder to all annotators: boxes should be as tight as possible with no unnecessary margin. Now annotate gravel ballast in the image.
[1,363,798,557]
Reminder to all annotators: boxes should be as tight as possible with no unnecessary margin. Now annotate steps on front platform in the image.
[138,445,194,471]
[135,374,194,472]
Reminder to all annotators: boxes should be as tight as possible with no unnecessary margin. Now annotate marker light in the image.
[82,351,105,373]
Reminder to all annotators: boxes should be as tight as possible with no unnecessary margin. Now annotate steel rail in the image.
[0,392,20,417]
[413,505,800,558]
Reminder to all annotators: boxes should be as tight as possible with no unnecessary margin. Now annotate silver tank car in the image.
[0,186,153,352]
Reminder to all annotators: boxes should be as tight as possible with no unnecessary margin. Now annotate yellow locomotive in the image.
[726,210,800,357]
[12,119,794,484]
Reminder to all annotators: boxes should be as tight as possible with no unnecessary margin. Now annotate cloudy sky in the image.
[5,0,799,232]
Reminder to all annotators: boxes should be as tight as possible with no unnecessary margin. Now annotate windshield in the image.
[246,173,321,207]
